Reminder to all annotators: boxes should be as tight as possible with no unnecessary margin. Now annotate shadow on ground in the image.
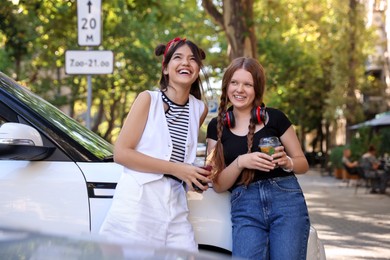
[298,169,390,260]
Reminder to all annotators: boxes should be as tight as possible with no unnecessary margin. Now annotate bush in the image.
[378,128,390,155]
[350,126,382,160]
[329,145,345,170]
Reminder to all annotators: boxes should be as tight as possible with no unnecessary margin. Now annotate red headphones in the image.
[223,104,267,128]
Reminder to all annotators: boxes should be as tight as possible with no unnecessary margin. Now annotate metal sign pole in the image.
[87,73,92,130]
[86,43,92,130]
[72,0,113,130]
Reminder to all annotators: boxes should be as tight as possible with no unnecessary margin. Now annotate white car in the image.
[0,226,235,259]
[0,71,325,259]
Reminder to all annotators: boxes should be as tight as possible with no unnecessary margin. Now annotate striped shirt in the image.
[162,91,189,163]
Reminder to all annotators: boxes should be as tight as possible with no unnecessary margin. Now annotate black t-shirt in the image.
[207,107,294,183]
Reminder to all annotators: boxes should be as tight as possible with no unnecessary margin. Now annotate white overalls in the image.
[99,90,204,253]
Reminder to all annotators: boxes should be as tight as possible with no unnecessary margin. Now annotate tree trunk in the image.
[102,97,120,142]
[202,0,257,60]
[345,0,358,142]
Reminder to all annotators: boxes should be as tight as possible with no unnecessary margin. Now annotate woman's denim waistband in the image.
[230,174,297,192]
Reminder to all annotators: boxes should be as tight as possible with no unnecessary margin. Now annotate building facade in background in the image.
[364,0,389,117]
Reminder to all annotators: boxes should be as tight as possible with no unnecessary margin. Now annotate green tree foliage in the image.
[0,0,377,150]
[350,126,381,160]
[253,0,325,149]
[0,0,220,143]
[326,1,369,130]
[252,0,371,152]
[329,145,345,170]
[377,128,390,155]
[0,1,42,78]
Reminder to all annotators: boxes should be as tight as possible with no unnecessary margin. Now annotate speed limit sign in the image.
[77,0,101,46]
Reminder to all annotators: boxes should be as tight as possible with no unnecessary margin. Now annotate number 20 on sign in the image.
[77,0,102,46]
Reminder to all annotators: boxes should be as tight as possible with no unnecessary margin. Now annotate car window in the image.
[0,72,113,160]
[0,101,19,123]
[0,100,74,161]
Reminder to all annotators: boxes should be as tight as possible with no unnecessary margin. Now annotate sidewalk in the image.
[297,168,390,260]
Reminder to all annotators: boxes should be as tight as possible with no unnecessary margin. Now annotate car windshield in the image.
[0,72,113,160]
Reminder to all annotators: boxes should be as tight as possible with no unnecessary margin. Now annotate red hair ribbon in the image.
[163,37,186,61]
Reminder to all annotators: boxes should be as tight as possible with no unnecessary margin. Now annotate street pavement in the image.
[297,168,390,260]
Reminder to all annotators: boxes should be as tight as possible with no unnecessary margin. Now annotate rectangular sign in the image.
[65,50,114,74]
[77,0,102,46]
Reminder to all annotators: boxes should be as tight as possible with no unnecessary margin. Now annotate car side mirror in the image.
[0,123,55,160]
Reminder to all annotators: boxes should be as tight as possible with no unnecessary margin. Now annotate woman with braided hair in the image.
[100,37,211,252]
[206,57,310,259]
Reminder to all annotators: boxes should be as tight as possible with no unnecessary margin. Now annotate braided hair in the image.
[209,57,266,186]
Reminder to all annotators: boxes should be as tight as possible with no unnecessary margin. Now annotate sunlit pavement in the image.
[297,169,390,260]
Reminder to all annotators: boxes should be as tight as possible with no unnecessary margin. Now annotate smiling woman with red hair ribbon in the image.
[99,38,210,253]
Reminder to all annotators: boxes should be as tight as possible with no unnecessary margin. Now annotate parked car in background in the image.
[0,71,326,259]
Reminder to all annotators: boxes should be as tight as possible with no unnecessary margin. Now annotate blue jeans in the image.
[231,175,310,260]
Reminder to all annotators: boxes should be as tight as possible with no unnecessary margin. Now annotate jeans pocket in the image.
[271,176,302,193]
[231,185,245,205]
